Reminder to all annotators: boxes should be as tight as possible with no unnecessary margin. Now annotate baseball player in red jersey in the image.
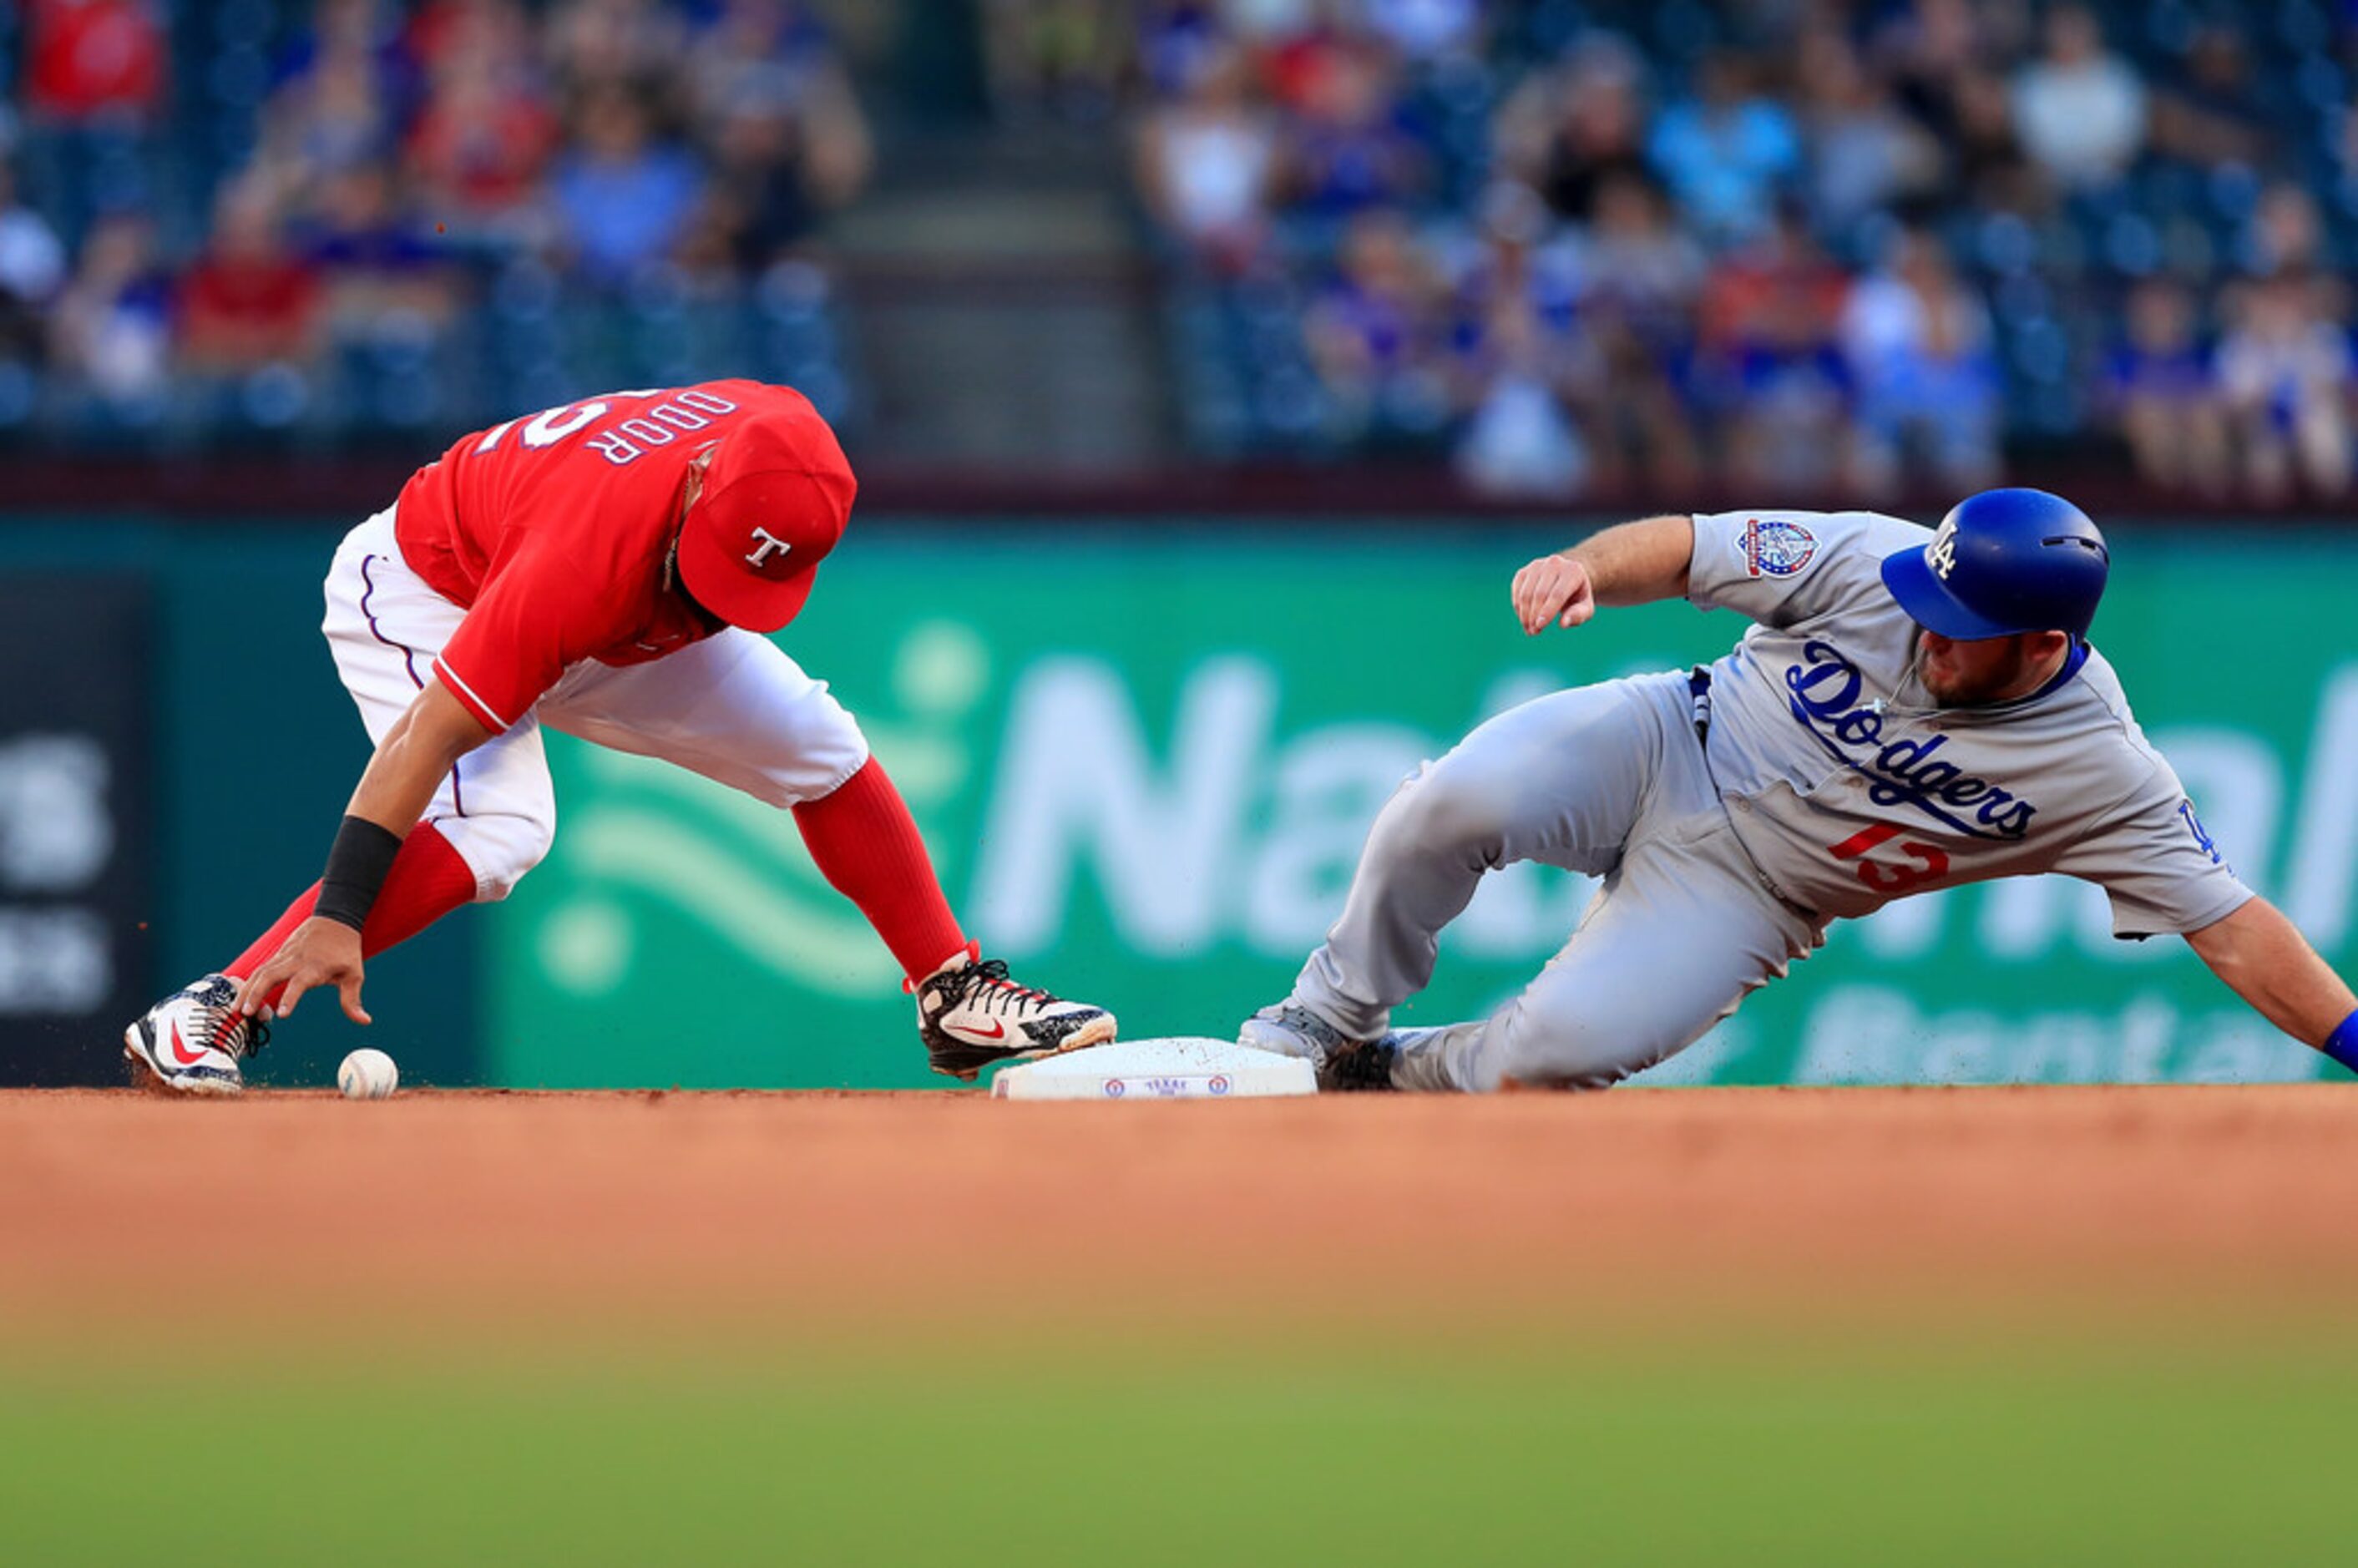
[124,380,1116,1093]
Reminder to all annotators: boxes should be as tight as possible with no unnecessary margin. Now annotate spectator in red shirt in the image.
[22,0,165,125]
[405,0,527,74]
[18,0,168,240]
[405,46,561,240]
[177,182,326,373]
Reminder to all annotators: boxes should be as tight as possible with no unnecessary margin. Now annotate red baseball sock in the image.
[225,821,479,1007]
[792,756,969,985]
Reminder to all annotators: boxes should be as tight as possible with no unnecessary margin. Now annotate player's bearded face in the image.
[1915,631,2059,706]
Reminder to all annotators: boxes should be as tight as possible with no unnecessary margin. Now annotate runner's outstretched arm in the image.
[2184,896,2358,1072]
[1510,514,1695,634]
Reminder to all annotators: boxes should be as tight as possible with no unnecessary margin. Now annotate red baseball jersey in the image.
[394,380,841,732]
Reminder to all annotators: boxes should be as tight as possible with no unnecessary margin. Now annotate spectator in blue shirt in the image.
[1283,38,1434,220]
[1304,208,1449,437]
[293,163,461,343]
[1839,227,2001,495]
[548,83,705,285]
[1647,52,1800,247]
[1693,204,1852,491]
[2104,279,2229,498]
[2217,272,2355,501]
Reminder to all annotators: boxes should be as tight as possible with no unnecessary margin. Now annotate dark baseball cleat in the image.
[123,974,269,1096]
[917,954,1116,1082]
[1238,1001,1367,1069]
[1317,1038,1399,1094]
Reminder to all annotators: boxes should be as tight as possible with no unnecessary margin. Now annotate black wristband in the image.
[316,816,403,933]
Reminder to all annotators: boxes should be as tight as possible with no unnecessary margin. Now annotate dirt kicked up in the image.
[4,1084,2355,1565]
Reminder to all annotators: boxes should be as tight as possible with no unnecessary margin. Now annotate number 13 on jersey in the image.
[1826,822,1951,893]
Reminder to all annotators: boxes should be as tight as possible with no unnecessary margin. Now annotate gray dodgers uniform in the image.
[1290,508,2252,1092]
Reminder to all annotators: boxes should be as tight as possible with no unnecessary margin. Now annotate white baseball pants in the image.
[318,508,870,902]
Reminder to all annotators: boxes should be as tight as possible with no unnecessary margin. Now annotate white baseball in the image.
[337,1048,399,1100]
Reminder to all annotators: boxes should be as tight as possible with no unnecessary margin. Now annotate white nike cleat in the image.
[916,953,1117,1082]
[123,974,266,1096]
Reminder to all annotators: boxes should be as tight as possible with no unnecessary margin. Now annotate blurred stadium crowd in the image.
[1096,0,2358,500]
[3,0,2357,505]
[0,0,866,448]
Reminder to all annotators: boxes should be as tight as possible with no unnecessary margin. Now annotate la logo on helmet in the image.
[745,527,792,569]
[1926,524,1959,581]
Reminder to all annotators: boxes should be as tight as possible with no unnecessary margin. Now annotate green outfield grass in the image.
[3,1336,2346,1565]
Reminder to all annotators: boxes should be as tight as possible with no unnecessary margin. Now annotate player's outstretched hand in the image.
[235,916,372,1025]
[1510,553,1596,635]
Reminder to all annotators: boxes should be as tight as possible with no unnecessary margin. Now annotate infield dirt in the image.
[7,1083,2354,1350]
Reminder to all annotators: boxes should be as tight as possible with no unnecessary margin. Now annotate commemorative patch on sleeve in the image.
[1743,516,1819,579]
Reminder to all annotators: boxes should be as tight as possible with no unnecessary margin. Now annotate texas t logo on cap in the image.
[676,397,856,632]
[745,527,792,569]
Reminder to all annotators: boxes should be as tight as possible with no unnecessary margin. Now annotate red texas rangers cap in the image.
[676,403,856,633]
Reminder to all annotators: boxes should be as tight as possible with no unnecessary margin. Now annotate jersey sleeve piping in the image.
[432,655,515,732]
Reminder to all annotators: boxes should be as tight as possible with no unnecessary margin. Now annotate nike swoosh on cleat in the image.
[167,1024,210,1067]
[966,1019,1007,1041]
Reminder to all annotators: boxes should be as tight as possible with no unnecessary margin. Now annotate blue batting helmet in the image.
[1880,488,2109,640]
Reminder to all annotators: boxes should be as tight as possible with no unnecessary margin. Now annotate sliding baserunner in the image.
[1243,489,2356,1091]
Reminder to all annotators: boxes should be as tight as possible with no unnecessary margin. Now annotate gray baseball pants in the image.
[1288,671,1824,1091]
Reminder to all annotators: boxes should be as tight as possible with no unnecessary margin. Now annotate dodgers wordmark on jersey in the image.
[1249,493,2358,1095]
[1690,509,2249,937]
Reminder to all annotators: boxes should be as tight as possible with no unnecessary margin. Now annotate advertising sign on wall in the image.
[490,527,2352,1090]
[0,577,154,1085]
